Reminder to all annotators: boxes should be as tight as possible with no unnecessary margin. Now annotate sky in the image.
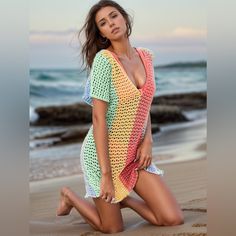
[30,0,207,69]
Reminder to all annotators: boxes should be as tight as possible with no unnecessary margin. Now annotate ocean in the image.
[30,61,206,122]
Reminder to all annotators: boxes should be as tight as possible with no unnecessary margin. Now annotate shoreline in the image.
[30,115,206,182]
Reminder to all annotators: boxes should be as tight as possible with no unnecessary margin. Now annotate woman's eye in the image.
[99,14,117,27]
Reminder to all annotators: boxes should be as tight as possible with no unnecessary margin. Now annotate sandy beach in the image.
[30,128,207,236]
[30,108,207,235]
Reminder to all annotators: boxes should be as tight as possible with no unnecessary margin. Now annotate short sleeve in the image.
[90,51,111,104]
[82,51,111,107]
[139,47,155,60]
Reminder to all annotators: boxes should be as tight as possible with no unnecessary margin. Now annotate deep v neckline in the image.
[105,47,148,92]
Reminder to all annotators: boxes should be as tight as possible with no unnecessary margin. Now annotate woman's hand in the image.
[134,139,153,171]
[99,172,116,204]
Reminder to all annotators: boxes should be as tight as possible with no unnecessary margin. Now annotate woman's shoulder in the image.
[92,49,112,68]
[137,47,155,60]
[92,49,111,70]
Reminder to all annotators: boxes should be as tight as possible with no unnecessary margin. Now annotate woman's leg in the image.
[56,187,124,234]
[92,197,124,233]
[120,195,161,225]
[123,170,184,226]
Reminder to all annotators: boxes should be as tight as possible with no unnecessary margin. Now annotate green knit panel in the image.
[90,51,112,103]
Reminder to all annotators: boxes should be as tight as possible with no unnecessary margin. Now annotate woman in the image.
[56,0,184,233]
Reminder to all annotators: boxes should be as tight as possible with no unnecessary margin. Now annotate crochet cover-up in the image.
[80,47,164,203]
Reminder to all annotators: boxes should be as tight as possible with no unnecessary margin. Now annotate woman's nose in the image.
[108,20,115,27]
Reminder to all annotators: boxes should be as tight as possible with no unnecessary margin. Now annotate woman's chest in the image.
[118,57,146,90]
[109,65,156,105]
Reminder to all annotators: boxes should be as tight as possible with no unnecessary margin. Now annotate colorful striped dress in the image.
[80,47,164,203]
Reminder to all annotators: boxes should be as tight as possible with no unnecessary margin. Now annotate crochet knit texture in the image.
[81,47,164,203]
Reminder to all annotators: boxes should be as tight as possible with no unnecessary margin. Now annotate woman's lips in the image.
[112,27,119,34]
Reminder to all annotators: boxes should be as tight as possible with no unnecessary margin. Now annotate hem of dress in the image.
[143,166,165,176]
[84,193,100,199]
[83,167,164,203]
[90,94,109,103]
[116,166,165,203]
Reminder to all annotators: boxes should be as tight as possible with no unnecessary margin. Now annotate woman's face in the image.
[95,6,127,41]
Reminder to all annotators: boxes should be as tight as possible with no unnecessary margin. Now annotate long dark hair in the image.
[77,0,133,73]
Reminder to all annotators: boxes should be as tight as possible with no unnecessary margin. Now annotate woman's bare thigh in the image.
[133,170,184,225]
[92,197,124,233]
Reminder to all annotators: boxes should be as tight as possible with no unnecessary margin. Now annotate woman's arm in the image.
[142,112,153,144]
[135,112,153,170]
[92,99,112,176]
[92,98,115,203]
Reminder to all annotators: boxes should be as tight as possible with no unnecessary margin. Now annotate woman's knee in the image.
[101,224,124,234]
[161,211,184,226]
[92,197,124,233]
